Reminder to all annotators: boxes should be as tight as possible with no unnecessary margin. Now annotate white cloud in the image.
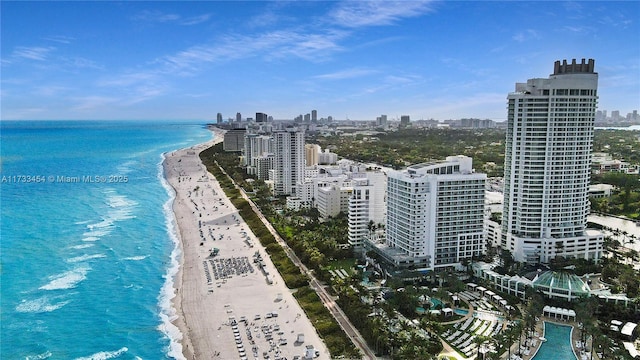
[157,29,347,74]
[329,0,434,28]
[314,68,377,80]
[563,25,591,34]
[43,35,75,44]
[12,46,56,61]
[132,10,211,26]
[181,14,212,26]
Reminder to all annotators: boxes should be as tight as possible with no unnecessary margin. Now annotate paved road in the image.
[226,174,377,359]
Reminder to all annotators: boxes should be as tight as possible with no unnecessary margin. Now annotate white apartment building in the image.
[244,134,272,175]
[292,180,315,209]
[316,184,353,219]
[318,150,338,165]
[348,171,386,251]
[382,156,486,270]
[255,154,274,181]
[271,128,305,196]
[502,59,604,263]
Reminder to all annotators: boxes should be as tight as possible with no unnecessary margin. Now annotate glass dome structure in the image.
[532,271,590,300]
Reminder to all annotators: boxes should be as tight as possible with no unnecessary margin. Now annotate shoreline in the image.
[164,128,330,360]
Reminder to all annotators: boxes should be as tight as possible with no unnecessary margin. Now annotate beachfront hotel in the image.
[347,171,386,252]
[368,156,486,271]
[501,59,604,263]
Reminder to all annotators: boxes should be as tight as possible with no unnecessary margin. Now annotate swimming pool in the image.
[532,322,577,360]
[430,298,444,309]
[455,308,469,315]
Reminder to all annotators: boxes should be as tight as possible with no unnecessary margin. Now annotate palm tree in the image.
[474,335,489,359]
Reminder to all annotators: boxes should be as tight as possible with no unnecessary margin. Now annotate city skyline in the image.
[2,1,639,121]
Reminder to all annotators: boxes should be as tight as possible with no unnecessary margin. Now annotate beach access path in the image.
[165,132,330,360]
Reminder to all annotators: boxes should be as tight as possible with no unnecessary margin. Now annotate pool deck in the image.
[505,316,602,360]
[435,297,602,360]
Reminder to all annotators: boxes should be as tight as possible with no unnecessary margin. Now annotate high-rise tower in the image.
[384,156,485,270]
[271,128,305,196]
[501,59,604,263]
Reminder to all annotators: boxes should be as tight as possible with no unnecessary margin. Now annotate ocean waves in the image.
[74,347,128,360]
[67,254,107,263]
[39,265,90,291]
[16,295,71,313]
[1,121,212,359]
[157,153,186,360]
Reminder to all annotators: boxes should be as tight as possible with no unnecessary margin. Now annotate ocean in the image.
[1,120,212,360]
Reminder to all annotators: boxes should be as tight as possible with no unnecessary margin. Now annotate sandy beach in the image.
[164,129,330,360]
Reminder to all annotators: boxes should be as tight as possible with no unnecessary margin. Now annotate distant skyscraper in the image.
[400,115,410,127]
[611,110,620,121]
[216,112,223,124]
[256,112,268,122]
[236,112,242,122]
[311,110,317,123]
[376,114,388,128]
[502,58,603,263]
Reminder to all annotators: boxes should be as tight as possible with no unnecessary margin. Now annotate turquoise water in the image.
[430,298,444,309]
[533,322,577,360]
[455,308,469,315]
[1,120,211,359]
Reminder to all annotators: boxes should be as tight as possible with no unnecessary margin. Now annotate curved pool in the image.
[532,322,577,360]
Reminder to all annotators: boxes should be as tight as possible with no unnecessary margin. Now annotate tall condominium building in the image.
[384,156,486,270]
[311,110,318,122]
[348,171,386,251]
[216,112,223,124]
[271,128,305,196]
[400,115,410,127]
[236,112,242,122]
[244,133,272,175]
[501,58,604,263]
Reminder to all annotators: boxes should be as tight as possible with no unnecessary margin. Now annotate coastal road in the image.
[218,166,377,359]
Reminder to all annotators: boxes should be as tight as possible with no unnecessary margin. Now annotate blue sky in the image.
[2,1,639,121]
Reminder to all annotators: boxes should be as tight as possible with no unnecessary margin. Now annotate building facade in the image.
[501,59,604,263]
[305,144,321,166]
[256,112,268,123]
[348,171,386,251]
[271,128,305,196]
[383,156,486,270]
[223,128,246,152]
